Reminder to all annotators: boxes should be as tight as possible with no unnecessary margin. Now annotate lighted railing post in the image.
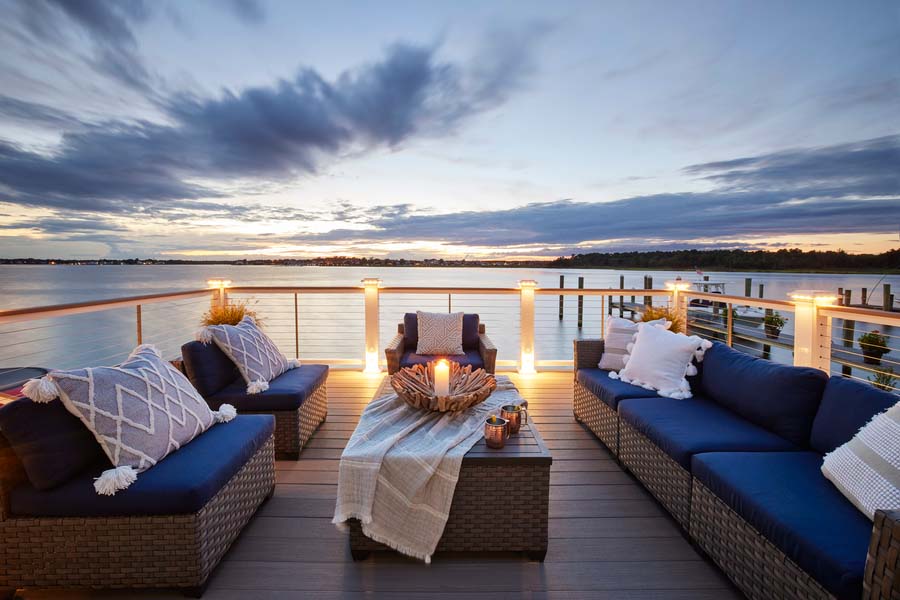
[666,280,690,328]
[518,279,537,374]
[362,278,382,373]
[207,278,231,309]
[790,290,836,372]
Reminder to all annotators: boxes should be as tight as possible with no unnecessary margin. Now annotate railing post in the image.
[362,278,382,373]
[790,290,836,372]
[518,280,537,374]
[206,278,230,309]
[665,280,690,329]
[135,304,142,345]
[726,303,734,347]
[294,292,300,359]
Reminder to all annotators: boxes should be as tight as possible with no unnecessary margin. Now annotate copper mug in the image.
[484,415,510,449]
[500,403,528,435]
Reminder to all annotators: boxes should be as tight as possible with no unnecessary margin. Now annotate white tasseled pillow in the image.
[610,323,711,399]
[822,401,900,520]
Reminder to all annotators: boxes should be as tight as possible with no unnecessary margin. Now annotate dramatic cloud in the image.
[0,33,546,212]
[226,0,265,25]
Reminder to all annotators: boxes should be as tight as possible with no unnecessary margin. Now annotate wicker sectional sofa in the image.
[385,312,497,374]
[574,339,899,600]
[182,341,328,459]
[0,413,275,597]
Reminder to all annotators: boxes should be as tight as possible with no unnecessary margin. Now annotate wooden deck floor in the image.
[28,371,741,599]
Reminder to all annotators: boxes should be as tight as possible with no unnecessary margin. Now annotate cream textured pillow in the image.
[416,311,465,355]
[197,315,299,394]
[610,323,711,399]
[599,317,670,371]
[23,345,236,496]
[822,401,900,520]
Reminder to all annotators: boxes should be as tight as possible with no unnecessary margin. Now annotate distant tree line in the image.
[550,248,900,272]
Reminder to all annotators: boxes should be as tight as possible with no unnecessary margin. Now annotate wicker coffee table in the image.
[348,406,552,561]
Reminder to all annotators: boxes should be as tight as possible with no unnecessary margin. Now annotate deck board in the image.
[24,370,740,599]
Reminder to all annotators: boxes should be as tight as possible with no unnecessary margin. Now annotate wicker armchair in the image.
[386,321,497,374]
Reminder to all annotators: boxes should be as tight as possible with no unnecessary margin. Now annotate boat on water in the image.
[687,281,767,325]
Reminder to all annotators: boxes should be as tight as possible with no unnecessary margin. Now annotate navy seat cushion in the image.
[403,313,480,351]
[181,340,240,397]
[699,342,827,446]
[576,368,659,409]
[618,396,795,469]
[693,452,872,600]
[10,414,274,517]
[0,398,108,490]
[206,364,328,412]
[811,375,898,454]
[400,349,484,370]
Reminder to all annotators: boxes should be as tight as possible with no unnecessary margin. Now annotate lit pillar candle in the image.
[434,359,450,397]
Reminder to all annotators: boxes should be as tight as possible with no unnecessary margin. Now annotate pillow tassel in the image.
[195,326,214,344]
[214,403,237,423]
[247,380,269,394]
[94,465,137,496]
[22,376,59,403]
[288,359,302,369]
[128,344,161,359]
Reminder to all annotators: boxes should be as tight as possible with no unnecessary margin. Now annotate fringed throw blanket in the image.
[333,375,519,563]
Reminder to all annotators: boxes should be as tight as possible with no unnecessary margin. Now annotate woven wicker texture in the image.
[243,383,327,459]
[385,323,497,374]
[349,462,550,558]
[573,380,619,456]
[573,339,605,372]
[865,510,900,599]
[690,479,833,600]
[619,419,692,529]
[0,434,275,592]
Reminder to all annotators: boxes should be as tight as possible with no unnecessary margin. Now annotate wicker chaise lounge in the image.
[182,341,328,459]
[0,415,275,598]
[574,338,899,599]
[385,313,497,374]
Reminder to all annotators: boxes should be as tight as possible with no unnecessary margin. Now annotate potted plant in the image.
[201,301,260,327]
[640,306,684,334]
[869,367,897,393]
[763,311,786,340]
[859,330,889,365]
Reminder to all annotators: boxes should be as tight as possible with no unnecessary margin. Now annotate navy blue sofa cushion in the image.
[403,313,481,351]
[207,364,328,412]
[699,342,828,446]
[181,340,241,397]
[10,415,274,517]
[693,452,872,600]
[618,396,795,470]
[811,375,898,455]
[576,368,658,409]
[0,398,108,490]
[400,349,484,370]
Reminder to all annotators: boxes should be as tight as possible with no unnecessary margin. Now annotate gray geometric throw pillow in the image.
[23,345,236,496]
[197,315,299,394]
[416,311,465,355]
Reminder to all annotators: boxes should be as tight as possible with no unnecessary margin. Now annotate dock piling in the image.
[744,278,752,297]
[577,277,584,328]
[884,284,892,312]
[558,275,564,320]
[862,288,868,306]
[619,275,625,317]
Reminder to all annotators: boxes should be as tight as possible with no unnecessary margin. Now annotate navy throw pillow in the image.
[810,376,898,455]
[0,398,108,490]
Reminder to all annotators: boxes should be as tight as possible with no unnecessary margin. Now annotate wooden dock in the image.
[23,370,740,598]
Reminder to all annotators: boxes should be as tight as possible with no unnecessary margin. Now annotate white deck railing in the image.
[0,280,896,393]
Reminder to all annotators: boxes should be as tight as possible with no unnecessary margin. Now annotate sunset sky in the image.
[0,0,898,259]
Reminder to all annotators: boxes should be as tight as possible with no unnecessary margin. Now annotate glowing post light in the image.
[789,290,836,371]
[434,359,450,397]
[206,278,232,308]
[518,279,537,374]
[665,278,691,324]
[362,278,382,374]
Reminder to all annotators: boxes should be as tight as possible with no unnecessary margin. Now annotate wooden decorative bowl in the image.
[390,362,497,413]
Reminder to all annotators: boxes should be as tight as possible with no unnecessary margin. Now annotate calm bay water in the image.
[0,265,896,375]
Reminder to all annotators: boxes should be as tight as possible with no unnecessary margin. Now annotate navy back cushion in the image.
[403,313,481,351]
[699,342,828,446]
[181,340,240,397]
[810,376,898,455]
[0,398,108,490]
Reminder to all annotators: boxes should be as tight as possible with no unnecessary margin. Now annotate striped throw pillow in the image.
[822,400,900,520]
[599,317,669,371]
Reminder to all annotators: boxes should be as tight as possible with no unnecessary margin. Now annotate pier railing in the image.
[0,280,896,394]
